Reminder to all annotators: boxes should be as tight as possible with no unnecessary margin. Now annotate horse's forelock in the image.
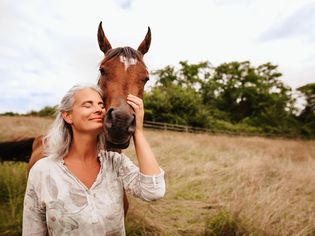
[99,47,147,75]
[102,47,143,63]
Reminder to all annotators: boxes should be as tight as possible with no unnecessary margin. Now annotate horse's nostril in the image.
[105,108,114,128]
[105,108,136,134]
[107,108,114,117]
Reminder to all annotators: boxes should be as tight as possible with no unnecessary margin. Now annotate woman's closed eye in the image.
[82,101,93,108]
[98,103,105,109]
[82,104,92,108]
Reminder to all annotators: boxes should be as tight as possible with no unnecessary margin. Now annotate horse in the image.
[0,21,152,216]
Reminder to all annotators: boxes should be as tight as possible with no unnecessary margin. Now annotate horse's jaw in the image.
[104,127,133,150]
[105,138,131,150]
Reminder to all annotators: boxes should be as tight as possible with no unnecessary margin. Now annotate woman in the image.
[22,84,165,236]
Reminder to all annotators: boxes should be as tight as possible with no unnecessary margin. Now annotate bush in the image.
[205,210,247,236]
[0,112,21,116]
[27,105,57,117]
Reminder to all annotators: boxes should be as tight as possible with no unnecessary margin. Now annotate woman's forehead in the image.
[73,88,103,103]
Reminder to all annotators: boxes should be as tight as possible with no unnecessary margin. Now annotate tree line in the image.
[144,61,315,138]
[3,60,314,138]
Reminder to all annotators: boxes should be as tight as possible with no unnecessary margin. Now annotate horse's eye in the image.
[99,68,106,76]
[143,77,149,83]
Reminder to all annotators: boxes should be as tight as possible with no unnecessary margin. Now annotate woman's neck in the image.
[66,132,98,162]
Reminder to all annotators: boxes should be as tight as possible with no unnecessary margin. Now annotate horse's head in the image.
[97,22,151,149]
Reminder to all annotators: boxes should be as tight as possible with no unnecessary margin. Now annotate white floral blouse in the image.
[22,150,165,236]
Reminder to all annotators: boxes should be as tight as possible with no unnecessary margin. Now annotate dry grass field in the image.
[0,115,315,235]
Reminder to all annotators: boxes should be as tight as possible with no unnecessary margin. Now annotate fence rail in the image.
[144,121,239,135]
[143,121,301,139]
[144,121,208,133]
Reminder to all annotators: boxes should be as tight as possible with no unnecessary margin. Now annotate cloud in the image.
[259,2,315,41]
[213,0,254,6]
[113,0,134,9]
[1,0,314,113]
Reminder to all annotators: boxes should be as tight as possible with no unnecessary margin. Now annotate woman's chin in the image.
[82,124,104,135]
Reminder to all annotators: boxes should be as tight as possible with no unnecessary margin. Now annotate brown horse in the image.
[97,22,151,150]
[27,21,151,166]
[0,21,152,215]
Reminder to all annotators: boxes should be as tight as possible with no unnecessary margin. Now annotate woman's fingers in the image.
[127,94,144,131]
[127,95,143,110]
[127,100,139,110]
[127,95,142,106]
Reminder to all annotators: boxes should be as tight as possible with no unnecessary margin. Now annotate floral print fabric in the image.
[22,150,165,236]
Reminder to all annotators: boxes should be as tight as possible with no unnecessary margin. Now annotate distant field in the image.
[0,115,315,235]
[0,116,53,141]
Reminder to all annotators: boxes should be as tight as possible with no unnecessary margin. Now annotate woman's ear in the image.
[61,111,73,125]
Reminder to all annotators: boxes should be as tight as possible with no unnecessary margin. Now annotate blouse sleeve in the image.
[22,168,47,236]
[112,152,166,201]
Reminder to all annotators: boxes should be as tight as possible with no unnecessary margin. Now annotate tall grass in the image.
[124,131,315,235]
[1,116,315,235]
[0,162,27,236]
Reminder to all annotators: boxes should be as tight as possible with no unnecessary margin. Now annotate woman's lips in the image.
[90,117,104,122]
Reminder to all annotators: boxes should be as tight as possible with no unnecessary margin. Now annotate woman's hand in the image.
[127,94,160,175]
[127,94,144,133]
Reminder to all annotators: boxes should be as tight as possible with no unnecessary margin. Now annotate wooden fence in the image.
[143,121,211,133]
[143,121,249,136]
[143,120,301,139]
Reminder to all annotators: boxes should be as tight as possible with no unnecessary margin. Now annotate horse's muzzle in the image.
[104,107,136,149]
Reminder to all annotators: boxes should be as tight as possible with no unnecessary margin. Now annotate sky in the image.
[1,0,315,113]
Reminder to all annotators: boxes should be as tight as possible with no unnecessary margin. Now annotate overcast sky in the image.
[1,0,314,113]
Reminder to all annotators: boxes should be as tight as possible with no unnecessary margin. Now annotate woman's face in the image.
[64,88,105,134]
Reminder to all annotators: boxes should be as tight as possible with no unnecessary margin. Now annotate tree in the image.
[27,105,57,117]
[145,61,213,127]
[152,65,178,87]
[298,82,315,114]
[145,60,308,137]
[297,83,315,137]
[201,61,295,129]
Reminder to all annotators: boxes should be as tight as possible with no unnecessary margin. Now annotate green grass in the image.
[205,210,246,236]
[0,162,28,236]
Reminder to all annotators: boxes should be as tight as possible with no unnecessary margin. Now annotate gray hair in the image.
[44,84,105,160]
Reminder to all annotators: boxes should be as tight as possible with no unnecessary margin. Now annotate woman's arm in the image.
[110,94,165,201]
[111,151,165,201]
[23,170,47,236]
[127,94,161,175]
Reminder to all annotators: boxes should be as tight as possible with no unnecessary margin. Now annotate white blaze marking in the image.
[120,56,137,70]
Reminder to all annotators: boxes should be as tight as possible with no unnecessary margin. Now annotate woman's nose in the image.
[94,105,104,114]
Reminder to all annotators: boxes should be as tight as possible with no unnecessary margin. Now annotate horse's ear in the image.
[97,21,112,54]
[137,27,151,55]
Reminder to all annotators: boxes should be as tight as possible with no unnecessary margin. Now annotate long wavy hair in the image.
[44,84,106,160]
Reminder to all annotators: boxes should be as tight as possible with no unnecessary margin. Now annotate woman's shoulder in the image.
[29,156,57,175]
[101,150,121,160]
[100,150,130,169]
